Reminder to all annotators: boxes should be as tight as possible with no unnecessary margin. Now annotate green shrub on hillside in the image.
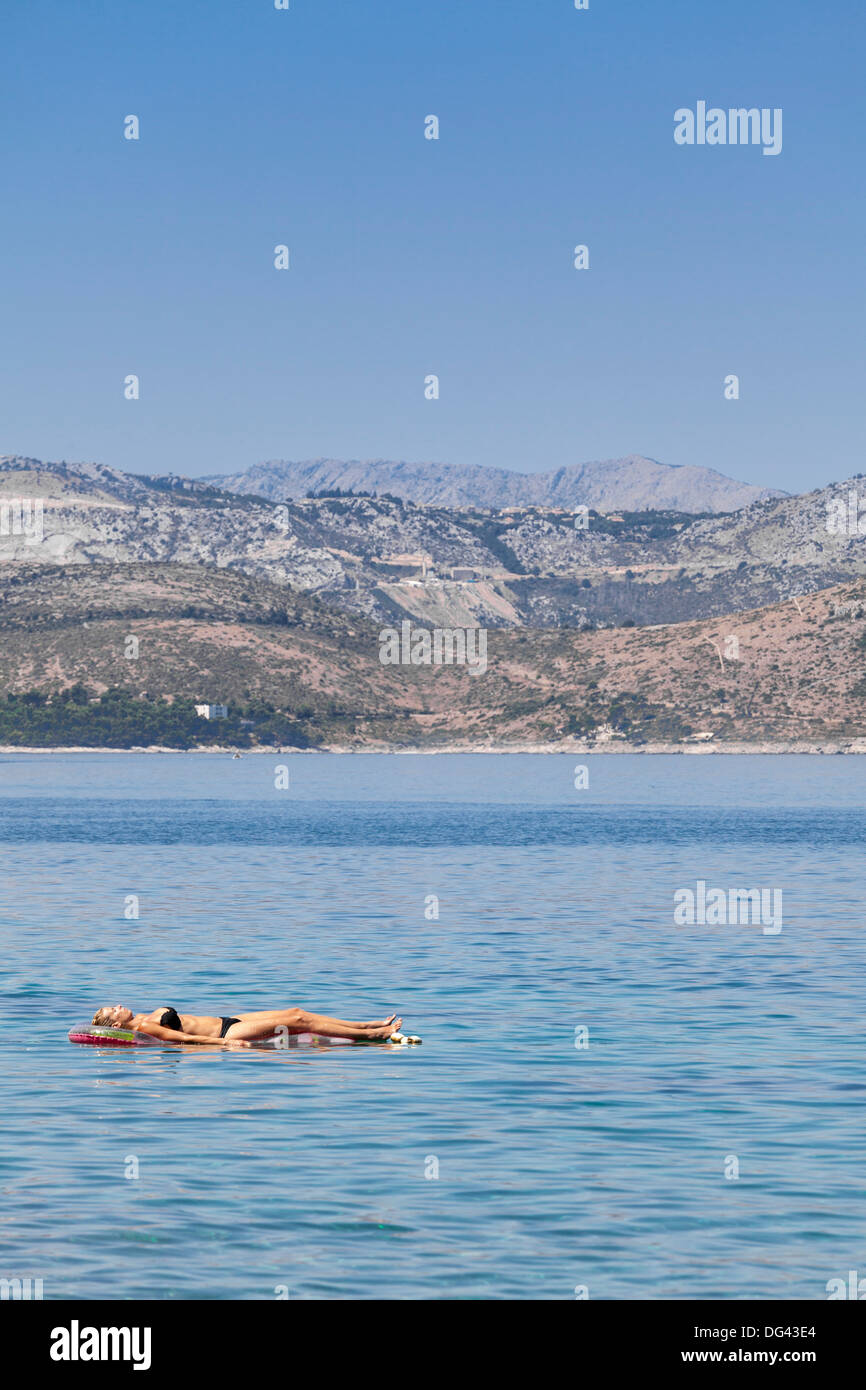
[0,688,318,750]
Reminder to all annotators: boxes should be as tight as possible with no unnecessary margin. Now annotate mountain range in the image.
[0,452,863,748]
[0,454,860,633]
[204,454,784,514]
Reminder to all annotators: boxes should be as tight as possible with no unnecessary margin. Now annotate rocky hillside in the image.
[0,561,863,748]
[205,454,783,514]
[0,455,863,632]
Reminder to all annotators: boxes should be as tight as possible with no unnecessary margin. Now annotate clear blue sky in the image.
[2,0,863,493]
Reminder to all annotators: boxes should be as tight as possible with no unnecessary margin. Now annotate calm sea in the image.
[1,752,864,1300]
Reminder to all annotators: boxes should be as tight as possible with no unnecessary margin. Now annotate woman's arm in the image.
[136,1021,239,1045]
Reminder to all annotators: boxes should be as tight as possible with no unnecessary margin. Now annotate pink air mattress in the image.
[68,1024,356,1048]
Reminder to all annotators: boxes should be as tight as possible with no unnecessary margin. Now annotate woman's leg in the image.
[302,1011,402,1040]
[288,1010,400,1032]
[228,1009,402,1042]
[236,1009,397,1030]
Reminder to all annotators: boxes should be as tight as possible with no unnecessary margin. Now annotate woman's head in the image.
[92,1005,134,1028]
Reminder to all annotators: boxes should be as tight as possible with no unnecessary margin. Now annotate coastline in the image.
[2,740,865,755]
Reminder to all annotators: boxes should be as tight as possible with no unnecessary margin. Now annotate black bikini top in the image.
[159,1007,183,1032]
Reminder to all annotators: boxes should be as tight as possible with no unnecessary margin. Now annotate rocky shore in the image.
[2,740,865,755]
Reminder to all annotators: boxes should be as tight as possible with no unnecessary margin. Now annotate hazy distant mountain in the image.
[205,454,785,514]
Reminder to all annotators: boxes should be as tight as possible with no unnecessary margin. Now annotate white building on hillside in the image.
[195,703,228,720]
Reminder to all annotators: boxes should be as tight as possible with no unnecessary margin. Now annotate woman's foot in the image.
[368,1017,402,1040]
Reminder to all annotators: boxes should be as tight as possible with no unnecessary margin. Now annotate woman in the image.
[91,1003,406,1046]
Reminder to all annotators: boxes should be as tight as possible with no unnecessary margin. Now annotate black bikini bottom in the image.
[219,1016,241,1038]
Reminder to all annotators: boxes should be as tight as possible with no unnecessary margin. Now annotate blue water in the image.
[1,752,864,1300]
